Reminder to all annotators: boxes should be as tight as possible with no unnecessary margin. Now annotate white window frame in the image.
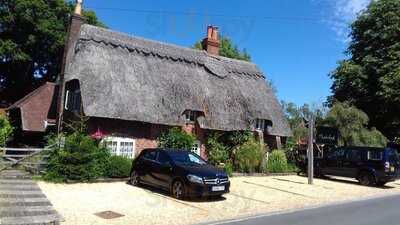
[184,110,196,122]
[368,150,383,161]
[255,119,266,131]
[191,140,201,156]
[102,137,136,158]
[64,90,70,110]
[64,89,81,112]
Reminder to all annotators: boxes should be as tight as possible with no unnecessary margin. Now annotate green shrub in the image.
[0,115,12,147]
[234,138,264,173]
[44,132,110,182]
[283,148,297,164]
[227,130,253,147]
[286,163,299,173]
[157,127,195,150]
[266,150,288,173]
[223,162,233,177]
[105,155,132,178]
[206,132,229,166]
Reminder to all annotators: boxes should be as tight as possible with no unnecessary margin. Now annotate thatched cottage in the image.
[10,2,291,157]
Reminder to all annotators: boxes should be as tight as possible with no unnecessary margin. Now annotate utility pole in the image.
[307,116,314,185]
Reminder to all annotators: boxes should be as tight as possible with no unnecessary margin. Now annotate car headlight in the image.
[187,174,203,184]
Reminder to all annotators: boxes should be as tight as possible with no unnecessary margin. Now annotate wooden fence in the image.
[0,145,56,173]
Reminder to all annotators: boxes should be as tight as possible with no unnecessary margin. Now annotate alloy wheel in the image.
[130,171,139,186]
[359,173,372,186]
[172,181,184,199]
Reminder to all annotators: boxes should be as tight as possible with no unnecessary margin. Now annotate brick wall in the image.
[87,118,169,157]
[87,117,285,159]
[88,117,210,159]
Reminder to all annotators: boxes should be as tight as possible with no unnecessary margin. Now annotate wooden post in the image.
[308,116,314,185]
[276,136,282,149]
[255,130,266,172]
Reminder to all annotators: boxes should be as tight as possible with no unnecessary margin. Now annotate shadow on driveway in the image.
[125,181,227,202]
[321,176,395,190]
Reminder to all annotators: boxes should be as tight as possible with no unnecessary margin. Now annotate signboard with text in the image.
[316,126,338,145]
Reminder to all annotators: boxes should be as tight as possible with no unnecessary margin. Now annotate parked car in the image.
[313,146,400,186]
[129,148,230,199]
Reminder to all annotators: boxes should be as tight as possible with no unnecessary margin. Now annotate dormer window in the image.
[65,89,81,113]
[254,119,267,131]
[184,110,197,123]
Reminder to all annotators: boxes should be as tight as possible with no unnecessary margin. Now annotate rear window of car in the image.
[367,150,383,160]
[347,149,362,161]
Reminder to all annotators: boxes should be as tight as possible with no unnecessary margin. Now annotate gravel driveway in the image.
[37,176,400,225]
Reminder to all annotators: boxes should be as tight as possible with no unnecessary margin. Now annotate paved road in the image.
[211,194,400,225]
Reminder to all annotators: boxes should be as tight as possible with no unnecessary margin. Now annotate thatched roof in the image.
[65,24,291,136]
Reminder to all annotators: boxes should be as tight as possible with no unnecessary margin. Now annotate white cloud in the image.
[315,0,371,42]
[334,0,371,20]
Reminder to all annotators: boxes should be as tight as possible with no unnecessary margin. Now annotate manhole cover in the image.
[94,210,124,219]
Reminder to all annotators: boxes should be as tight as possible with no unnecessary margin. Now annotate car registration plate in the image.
[212,186,225,192]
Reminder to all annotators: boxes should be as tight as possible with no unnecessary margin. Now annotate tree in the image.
[0,0,105,104]
[281,101,326,145]
[282,101,387,147]
[329,0,400,139]
[45,131,110,182]
[193,36,251,61]
[157,127,195,150]
[0,115,12,147]
[323,102,387,147]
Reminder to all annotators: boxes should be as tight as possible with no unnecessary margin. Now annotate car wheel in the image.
[314,169,324,178]
[359,172,374,186]
[376,181,386,187]
[171,180,185,199]
[129,170,140,186]
[213,194,223,200]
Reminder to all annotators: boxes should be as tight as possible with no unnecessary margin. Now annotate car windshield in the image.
[168,151,207,165]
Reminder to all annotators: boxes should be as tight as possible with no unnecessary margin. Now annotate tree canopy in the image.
[282,101,387,148]
[329,0,400,139]
[193,36,251,61]
[0,0,104,104]
[281,101,325,145]
[323,102,387,147]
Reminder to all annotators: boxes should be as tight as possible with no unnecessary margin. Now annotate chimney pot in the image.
[74,0,83,15]
[207,25,213,39]
[211,27,219,40]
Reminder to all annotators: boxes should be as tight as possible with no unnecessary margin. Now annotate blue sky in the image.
[83,0,370,106]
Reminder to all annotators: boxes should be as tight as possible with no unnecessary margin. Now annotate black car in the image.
[129,148,230,199]
[313,146,400,186]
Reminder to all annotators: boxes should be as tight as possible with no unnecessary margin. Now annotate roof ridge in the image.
[8,83,55,109]
[80,24,259,67]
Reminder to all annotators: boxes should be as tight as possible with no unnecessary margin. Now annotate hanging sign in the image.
[316,126,338,145]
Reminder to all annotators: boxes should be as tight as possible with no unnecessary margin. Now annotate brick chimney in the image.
[202,25,220,56]
[56,0,86,133]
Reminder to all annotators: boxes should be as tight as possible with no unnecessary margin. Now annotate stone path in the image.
[0,169,62,225]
